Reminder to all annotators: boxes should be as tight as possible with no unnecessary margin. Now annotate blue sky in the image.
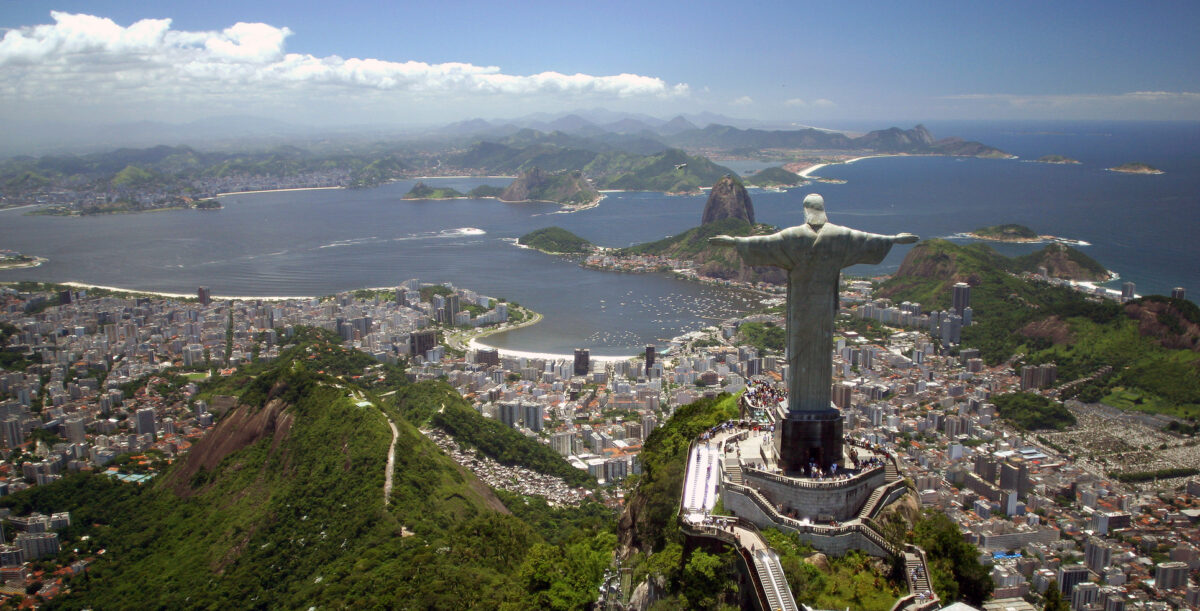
[1,0,1198,128]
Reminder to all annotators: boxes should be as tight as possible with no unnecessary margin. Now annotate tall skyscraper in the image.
[1172,287,1186,300]
[952,282,971,316]
[1121,282,1136,301]
[197,286,211,306]
[135,407,157,439]
[644,345,656,376]
[573,348,590,376]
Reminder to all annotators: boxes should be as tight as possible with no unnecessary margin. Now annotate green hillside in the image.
[745,166,804,187]
[467,184,505,198]
[403,181,464,199]
[15,330,612,608]
[1012,242,1110,281]
[590,149,732,193]
[518,226,594,254]
[618,218,784,283]
[880,240,1200,419]
[500,168,598,205]
[972,224,1038,240]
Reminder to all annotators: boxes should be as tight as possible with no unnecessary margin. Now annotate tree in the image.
[1042,581,1069,611]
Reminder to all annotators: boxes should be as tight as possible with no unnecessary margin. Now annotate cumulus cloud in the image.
[731,96,754,106]
[0,12,687,111]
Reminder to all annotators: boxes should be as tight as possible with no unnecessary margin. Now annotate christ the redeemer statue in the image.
[710,194,917,474]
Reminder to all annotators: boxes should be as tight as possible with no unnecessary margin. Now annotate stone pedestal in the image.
[775,407,843,475]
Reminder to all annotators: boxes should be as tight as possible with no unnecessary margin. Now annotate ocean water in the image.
[0,120,1195,355]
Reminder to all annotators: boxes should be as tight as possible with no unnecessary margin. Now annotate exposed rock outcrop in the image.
[701,175,755,225]
[499,167,598,205]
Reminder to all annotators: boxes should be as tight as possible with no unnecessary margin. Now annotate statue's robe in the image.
[733,223,896,413]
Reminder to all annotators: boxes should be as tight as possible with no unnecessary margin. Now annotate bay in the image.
[1,120,1195,356]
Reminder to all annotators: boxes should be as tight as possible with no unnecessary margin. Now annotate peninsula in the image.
[516,227,593,254]
[499,168,600,208]
[1108,162,1164,175]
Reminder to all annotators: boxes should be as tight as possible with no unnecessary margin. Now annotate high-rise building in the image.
[1121,282,1136,301]
[645,345,656,376]
[409,330,437,356]
[135,407,156,438]
[1085,537,1113,572]
[522,403,544,432]
[475,348,500,367]
[442,294,460,324]
[573,349,590,376]
[64,417,86,444]
[1072,582,1099,610]
[952,282,971,316]
[197,286,211,306]
[1154,561,1189,590]
[1,418,22,449]
[498,401,520,429]
[1057,564,1089,596]
[1172,287,1187,300]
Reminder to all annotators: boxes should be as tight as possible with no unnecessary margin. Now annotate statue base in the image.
[775,408,843,476]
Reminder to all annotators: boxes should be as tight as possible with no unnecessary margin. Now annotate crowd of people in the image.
[744,378,786,407]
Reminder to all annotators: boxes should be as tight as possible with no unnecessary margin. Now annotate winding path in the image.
[382,414,399,506]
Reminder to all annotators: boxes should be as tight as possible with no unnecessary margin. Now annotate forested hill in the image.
[879,240,1200,419]
[5,329,613,608]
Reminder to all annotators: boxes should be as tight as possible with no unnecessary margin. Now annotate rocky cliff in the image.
[499,167,599,205]
[701,175,755,225]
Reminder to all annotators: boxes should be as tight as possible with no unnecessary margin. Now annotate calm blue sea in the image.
[0,120,1195,355]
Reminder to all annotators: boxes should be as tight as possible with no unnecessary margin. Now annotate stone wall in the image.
[743,467,885,521]
[723,487,891,557]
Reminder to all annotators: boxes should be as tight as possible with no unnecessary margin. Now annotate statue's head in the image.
[804,194,827,228]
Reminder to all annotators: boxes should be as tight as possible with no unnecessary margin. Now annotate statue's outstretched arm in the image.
[709,235,739,246]
[893,233,919,244]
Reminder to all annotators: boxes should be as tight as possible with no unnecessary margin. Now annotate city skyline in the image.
[1,0,1199,139]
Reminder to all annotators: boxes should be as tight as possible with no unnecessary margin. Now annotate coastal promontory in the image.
[499,168,600,207]
[1108,162,1163,175]
[700,175,755,225]
[745,166,805,188]
[517,227,593,254]
[403,182,465,200]
[1012,242,1111,282]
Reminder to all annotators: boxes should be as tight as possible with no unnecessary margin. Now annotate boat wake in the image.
[392,227,486,241]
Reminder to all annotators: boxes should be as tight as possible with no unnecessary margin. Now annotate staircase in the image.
[905,550,932,598]
[725,457,743,485]
[885,460,900,483]
[859,486,887,519]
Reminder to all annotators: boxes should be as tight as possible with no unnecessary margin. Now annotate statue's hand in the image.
[709,235,737,246]
[894,233,919,244]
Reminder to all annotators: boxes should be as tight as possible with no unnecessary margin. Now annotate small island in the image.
[517,227,593,254]
[745,166,807,189]
[1108,162,1163,175]
[968,224,1040,242]
[0,251,46,270]
[1036,155,1081,165]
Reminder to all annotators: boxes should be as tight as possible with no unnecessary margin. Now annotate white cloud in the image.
[731,95,754,106]
[0,12,687,114]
